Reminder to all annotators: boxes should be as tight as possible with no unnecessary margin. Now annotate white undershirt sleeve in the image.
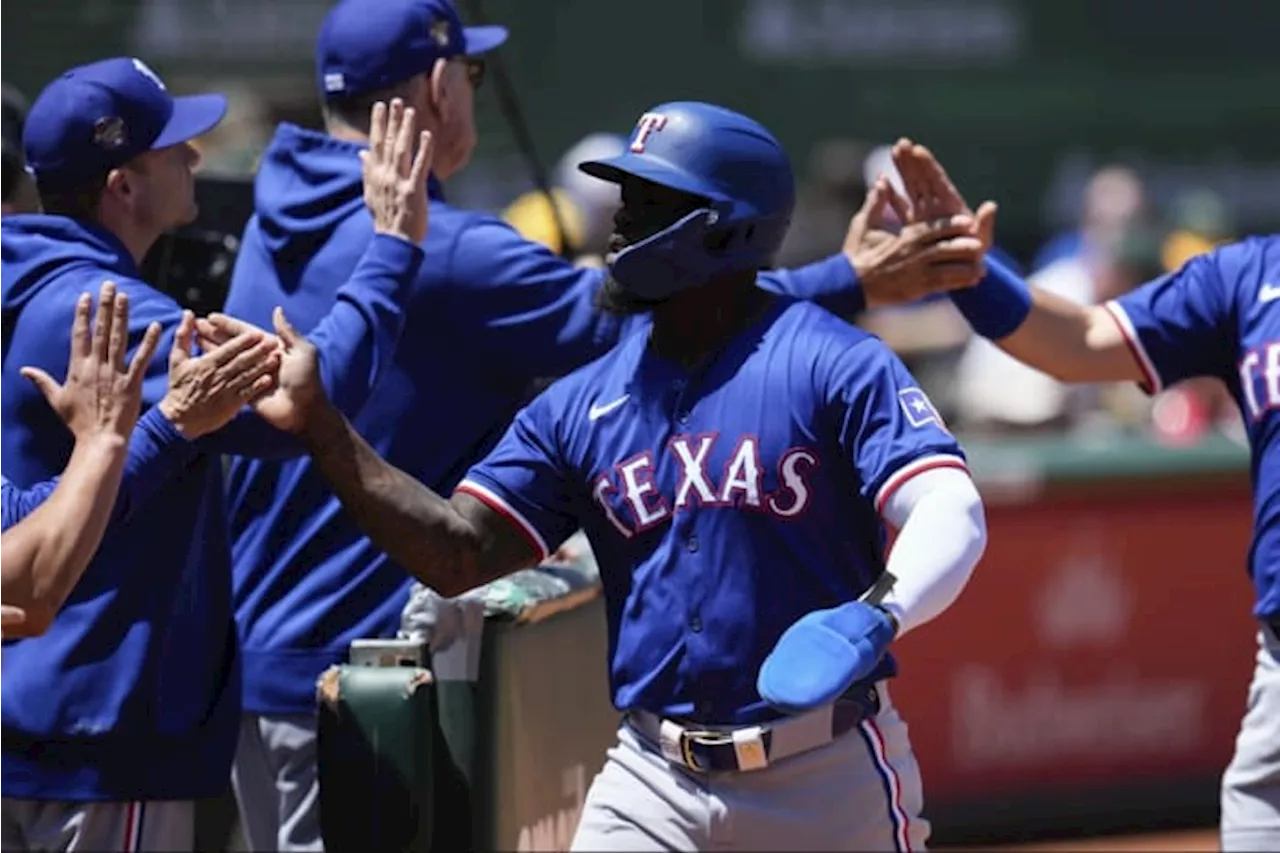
[876,465,987,638]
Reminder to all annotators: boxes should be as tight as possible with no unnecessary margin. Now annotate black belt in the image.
[627,683,882,774]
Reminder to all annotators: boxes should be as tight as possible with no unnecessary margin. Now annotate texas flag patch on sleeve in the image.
[898,387,945,430]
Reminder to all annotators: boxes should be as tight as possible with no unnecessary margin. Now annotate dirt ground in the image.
[984,827,1220,851]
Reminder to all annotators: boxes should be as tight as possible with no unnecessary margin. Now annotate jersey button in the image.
[677,411,690,424]
[689,615,703,632]
[687,535,699,553]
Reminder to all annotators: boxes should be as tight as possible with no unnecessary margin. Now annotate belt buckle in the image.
[678,731,705,773]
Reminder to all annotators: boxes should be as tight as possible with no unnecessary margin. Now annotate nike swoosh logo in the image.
[1261,283,1280,303]
[588,394,630,421]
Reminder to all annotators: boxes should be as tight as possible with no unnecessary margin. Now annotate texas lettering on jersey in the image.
[591,434,819,538]
[1238,344,1280,421]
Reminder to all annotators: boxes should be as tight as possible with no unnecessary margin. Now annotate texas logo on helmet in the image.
[629,112,668,153]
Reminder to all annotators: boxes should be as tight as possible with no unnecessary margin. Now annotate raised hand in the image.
[891,138,998,253]
[843,177,988,308]
[361,98,435,246]
[20,282,162,444]
[195,308,321,435]
[157,310,282,439]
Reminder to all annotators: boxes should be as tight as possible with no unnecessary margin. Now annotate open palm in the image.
[890,137,998,252]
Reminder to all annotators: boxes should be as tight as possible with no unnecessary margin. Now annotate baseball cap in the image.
[24,57,227,191]
[317,0,508,101]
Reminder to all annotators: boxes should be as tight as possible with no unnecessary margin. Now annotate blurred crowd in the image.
[4,68,1248,458]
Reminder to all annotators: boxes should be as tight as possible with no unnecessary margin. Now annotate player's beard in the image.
[594,271,668,317]
[595,228,668,316]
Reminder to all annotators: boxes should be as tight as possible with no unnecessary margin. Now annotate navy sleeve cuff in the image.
[363,232,426,278]
[115,407,200,521]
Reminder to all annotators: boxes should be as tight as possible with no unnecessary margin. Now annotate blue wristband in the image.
[949,254,1032,339]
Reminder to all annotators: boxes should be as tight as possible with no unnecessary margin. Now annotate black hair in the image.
[2,83,28,204]
[0,140,21,206]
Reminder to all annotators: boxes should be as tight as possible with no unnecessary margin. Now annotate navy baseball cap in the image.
[24,57,227,191]
[317,0,508,101]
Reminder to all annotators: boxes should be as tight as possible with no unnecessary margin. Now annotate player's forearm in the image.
[0,434,129,636]
[880,467,987,637]
[300,400,488,596]
[994,289,1141,383]
[951,255,1146,385]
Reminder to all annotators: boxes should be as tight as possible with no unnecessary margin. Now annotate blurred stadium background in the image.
[4,1,1274,849]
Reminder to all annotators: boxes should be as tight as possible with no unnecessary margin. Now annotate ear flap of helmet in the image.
[609,206,790,302]
[610,208,724,301]
[702,212,790,264]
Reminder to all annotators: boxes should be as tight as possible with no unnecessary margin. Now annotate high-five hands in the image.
[196,308,320,434]
[840,138,1000,310]
[889,138,997,255]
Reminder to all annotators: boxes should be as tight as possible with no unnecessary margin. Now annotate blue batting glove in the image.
[756,601,896,715]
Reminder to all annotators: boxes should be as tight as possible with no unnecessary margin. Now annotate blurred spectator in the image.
[954,166,1158,433]
[1161,186,1235,272]
[1146,187,1242,446]
[502,131,626,263]
[954,222,1165,434]
[776,137,872,269]
[1031,164,1149,273]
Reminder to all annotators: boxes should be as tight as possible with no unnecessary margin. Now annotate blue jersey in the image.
[460,297,966,724]
[221,123,867,716]
[1107,235,1280,619]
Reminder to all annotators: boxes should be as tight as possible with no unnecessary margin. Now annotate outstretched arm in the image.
[968,266,1149,385]
[299,397,541,597]
[254,308,545,597]
[887,140,1167,387]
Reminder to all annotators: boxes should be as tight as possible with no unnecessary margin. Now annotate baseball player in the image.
[237,102,990,851]
[886,139,1279,852]
[0,56,430,851]
[213,0,989,847]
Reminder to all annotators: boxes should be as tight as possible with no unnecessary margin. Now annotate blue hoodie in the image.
[224,124,867,716]
[0,213,422,801]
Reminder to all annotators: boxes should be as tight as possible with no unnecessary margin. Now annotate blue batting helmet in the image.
[579,101,795,301]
